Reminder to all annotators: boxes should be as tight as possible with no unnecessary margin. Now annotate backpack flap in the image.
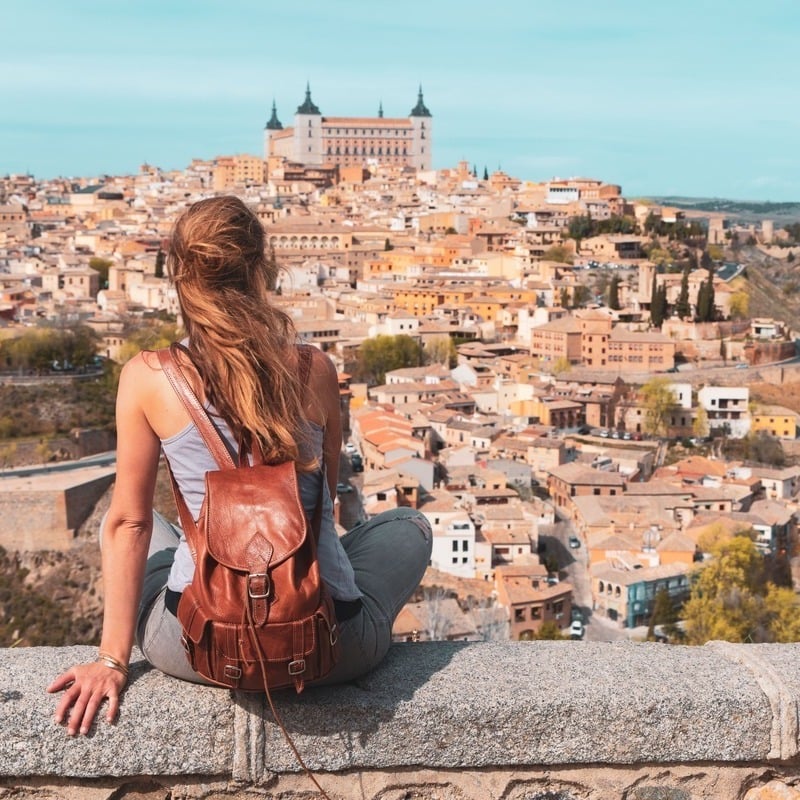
[202,461,309,571]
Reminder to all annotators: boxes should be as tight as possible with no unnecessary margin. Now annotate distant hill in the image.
[644,197,800,224]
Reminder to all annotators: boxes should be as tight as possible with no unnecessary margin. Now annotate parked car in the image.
[350,453,364,472]
[569,620,584,639]
[568,535,581,549]
[735,363,748,369]
[571,607,584,623]
[546,574,559,586]
[336,482,353,494]
[345,442,356,454]
[599,428,610,438]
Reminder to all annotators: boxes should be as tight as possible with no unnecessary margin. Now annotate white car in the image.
[569,620,584,639]
[345,442,356,454]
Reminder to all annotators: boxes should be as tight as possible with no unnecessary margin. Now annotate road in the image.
[0,451,117,479]
[539,515,629,643]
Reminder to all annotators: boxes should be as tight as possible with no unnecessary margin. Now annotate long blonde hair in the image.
[167,196,308,463]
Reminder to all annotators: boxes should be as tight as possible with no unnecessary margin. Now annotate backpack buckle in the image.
[247,572,271,599]
[288,659,306,675]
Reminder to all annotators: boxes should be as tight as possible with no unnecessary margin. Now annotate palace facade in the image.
[264,84,433,172]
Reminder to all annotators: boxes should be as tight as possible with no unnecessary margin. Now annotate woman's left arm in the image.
[47,356,162,735]
[307,349,342,501]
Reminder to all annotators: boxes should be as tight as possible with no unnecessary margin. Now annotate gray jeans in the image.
[134,507,432,685]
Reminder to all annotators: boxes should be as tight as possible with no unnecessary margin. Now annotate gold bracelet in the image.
[97,651,129,677]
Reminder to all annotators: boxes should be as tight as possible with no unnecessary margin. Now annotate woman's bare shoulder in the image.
[305,345,337,381]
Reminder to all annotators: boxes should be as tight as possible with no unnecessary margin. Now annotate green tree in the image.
[551,356,572,376]
[154,248,166,279]
[692,406,709,439]
[647,587,678,641]
[544,244,574,264]
[572,284,592,308]
[567,213,594,243]
[423,335,457,367]
[117,321,179,364]
[650,275,665,328]
[729,290,749,320]
[483,166,489,181]
[608,275,622,310]
[675,266,691,319]
[764,585,800,642]
[355,334,424,386]
[532,621,565,640]
[696,263,716,322]
[682,536,800,645]
[640,377,677,436]
[89,257,113,289]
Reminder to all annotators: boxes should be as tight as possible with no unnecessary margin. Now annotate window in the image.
[452,540,458,552]
[462,541,469,552]
[515,608,525,622]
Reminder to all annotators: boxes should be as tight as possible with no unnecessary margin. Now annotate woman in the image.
[48,196,432,736]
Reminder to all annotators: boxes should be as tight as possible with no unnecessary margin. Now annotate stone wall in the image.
[3,641,800,799]
[0,468,115,550]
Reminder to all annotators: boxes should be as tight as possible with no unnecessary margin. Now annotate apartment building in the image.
[420,490,476,579]
[603,328,675,372]
[750,405,798,440]
[495,563,573,639]
[591,561,690,628]
[697,386,751,439]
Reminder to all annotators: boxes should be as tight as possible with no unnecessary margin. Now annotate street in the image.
[539,516,630,643]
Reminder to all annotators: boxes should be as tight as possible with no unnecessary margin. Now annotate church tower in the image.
[409,85,432,170]
[263,100,283,160]
[293,83,323,166]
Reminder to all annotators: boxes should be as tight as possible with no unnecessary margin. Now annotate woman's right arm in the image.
[47,355,162,735]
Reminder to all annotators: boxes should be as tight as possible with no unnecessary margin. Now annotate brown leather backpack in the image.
[157,343,340,694]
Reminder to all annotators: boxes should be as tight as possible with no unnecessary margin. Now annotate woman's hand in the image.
[47,662,127,736]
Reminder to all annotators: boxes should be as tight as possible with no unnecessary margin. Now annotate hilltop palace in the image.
[263,84,433,173]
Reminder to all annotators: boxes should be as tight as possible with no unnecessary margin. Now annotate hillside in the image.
[648,197,800,224]
[0,463,177,648]
[722,246,800,326]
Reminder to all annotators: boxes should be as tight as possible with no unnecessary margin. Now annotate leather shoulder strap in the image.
[157,343,235,470]
[297,343,314,387]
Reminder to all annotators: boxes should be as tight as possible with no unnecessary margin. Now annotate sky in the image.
[3,0,800,201]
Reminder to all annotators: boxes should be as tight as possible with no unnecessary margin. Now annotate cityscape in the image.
[2,81,800,653]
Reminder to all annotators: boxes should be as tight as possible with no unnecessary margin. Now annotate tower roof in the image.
[265,100,283,130]
[296,82,321,115]
[410,85,431,118]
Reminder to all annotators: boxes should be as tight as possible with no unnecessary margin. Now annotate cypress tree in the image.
[676,266,691,319]
[609,275,621,310]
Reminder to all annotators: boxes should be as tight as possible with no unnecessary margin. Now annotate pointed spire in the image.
[296,81,321,114]
[410,84,431,118]
[378,100,384,118]
[265,99,283,130]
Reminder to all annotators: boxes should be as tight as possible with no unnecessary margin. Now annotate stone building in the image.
[264,84,433,172]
